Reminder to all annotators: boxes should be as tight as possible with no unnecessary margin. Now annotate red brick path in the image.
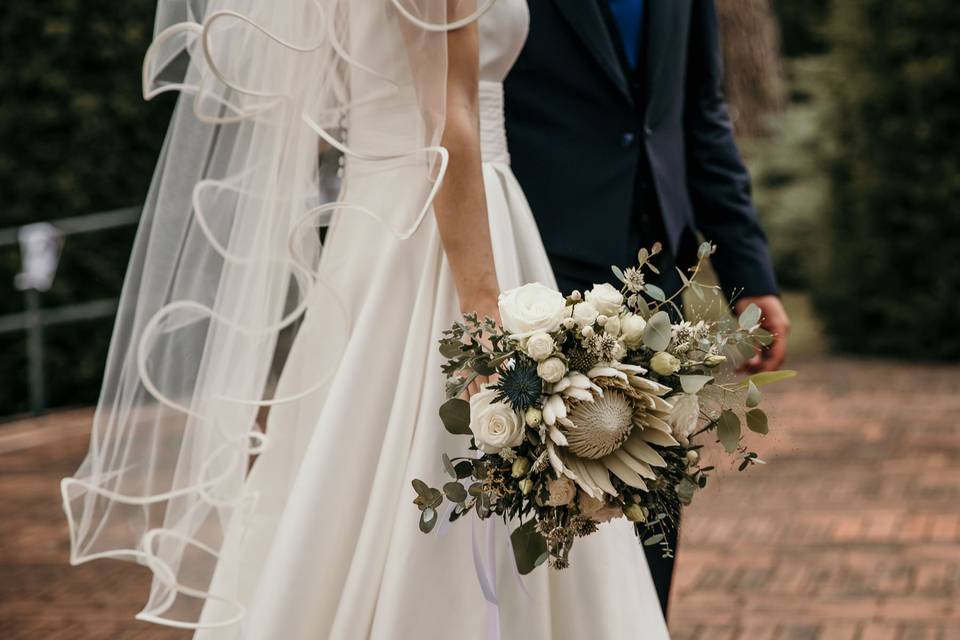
[0,357,958,639]
[669,358,960,639]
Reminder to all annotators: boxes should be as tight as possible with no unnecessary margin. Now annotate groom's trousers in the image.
[548,213,684,616]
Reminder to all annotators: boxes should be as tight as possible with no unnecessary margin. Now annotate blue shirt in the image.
[606,0,644,69]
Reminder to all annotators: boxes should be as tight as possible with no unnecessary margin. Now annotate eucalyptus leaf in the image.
[419,507,438,534]
[510,520,549,575]
[611,265,627,283]
[679,374,713,395]
[737,340,758,359]
[439,398,472,435]
[426,488,444,509]
[644,283,666,302]
[716,409,741,453]
[738,303,762,330]
[644,534,665,546]
[675,267,690,288]
[746,408,769,434]
[745,381,762,408]
[690,281,706,301]
[411,479,430,499]
[442,453,457,479]
[752,328,775,347]
[736,370,798,389]
[443,481,468,503]
[643,311,672,352]
[638,248,649,265]
[454,460,474,479]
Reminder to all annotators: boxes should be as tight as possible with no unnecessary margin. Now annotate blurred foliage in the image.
[770,0,831,58]
[741,57,833,289]
[0,1,172,416]
[813,0,960,360]
[716,0,783,138]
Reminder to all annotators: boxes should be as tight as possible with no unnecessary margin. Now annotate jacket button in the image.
[621,132,636,147]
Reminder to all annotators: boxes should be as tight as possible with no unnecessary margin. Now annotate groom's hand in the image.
[734,296,790,373]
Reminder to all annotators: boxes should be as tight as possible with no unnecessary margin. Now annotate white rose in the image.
[621,314,647,348]
[498,283,567,339]
[571,302,599,327]
[537,357,567,383]
[668,393,700,439]
[650,351,681,376]
[525,332,555,361]
[585,283,624,316]
[604,314,621,337]
[469,388,525,454]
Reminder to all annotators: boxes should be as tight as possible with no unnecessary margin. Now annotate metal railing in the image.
[0,207,140,415]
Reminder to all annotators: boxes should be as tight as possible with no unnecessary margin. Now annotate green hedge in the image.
[813,0,960,360]
[0,1,172,416]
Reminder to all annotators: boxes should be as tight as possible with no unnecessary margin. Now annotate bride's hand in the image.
[460,295,501,400]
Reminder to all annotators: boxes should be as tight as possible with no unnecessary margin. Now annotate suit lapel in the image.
[552,0,633,105]
[645,0,689,114]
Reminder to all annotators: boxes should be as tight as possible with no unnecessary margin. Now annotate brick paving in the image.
[0,356,958,639]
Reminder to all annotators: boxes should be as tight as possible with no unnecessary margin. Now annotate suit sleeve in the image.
[683,0,779,299]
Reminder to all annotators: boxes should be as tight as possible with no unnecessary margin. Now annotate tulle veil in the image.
[61,0,493,628]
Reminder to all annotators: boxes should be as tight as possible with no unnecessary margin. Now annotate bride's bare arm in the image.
[433,20,501,323]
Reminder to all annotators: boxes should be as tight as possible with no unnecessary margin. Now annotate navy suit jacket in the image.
[504,0,779,298]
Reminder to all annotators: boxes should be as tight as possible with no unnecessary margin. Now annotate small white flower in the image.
[524,407,543,427]
[538,357,567,384]
[571,301,600,327]
[623,267,645,293]
[585,283,624,316]
[621,313,646,348]
[525,332,555,361]
[569,290,582,302]
[498,283,567,339]
[705,354,727,367]
[469,388,525,454]
[581,325,595,338]
[650,351,681,376]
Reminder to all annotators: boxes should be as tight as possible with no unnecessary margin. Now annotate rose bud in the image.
[512,457,532,478]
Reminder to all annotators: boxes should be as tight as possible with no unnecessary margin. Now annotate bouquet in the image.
[413,242,795,574]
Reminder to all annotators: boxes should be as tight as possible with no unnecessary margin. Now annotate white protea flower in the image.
[546,363,677,498]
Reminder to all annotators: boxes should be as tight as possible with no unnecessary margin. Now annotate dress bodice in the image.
[479,0,530,83]
[476,0,528,164]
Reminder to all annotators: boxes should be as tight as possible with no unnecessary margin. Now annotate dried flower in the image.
[545,477,577,506]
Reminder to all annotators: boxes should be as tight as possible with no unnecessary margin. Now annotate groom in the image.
[504,0,790,614]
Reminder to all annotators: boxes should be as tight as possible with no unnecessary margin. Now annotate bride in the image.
[62,0,671,637]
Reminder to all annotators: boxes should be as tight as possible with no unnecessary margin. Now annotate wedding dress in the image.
[62,1,669,638]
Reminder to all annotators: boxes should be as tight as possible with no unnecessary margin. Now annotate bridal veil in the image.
[61,0,492,628]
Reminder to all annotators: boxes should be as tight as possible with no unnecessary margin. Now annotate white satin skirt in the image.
[194,149,671,639]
